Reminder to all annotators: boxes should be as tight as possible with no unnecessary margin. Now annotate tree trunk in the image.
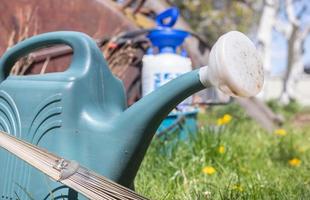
[257,0,278,74]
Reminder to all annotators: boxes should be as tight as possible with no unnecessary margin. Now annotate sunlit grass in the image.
[135,102,310,199]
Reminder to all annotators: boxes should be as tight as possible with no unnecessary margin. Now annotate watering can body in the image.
[0,32,134,199]
[0,30,264,199]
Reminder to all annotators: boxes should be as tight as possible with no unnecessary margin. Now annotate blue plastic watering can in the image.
[0,31,263,199]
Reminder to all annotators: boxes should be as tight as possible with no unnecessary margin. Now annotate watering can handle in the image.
[0,31,100,82]
[156,7,179,27]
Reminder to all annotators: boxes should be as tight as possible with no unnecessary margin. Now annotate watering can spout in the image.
[120,69,206,138]
[116,69,206,186]
[115,31,264,186]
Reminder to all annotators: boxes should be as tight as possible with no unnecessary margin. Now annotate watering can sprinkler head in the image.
[199,31,264,97]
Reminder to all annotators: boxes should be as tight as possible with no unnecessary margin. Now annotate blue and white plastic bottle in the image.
[142,7,193,111]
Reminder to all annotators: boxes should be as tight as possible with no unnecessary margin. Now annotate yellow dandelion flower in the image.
[218,145,225,154]
[222,114,232,123]
[202,166,216,175]
[274,128,287,136]
[217,114,232,126]
[217,118,224,126]
[288,158,301,167]
[232,184,243,192]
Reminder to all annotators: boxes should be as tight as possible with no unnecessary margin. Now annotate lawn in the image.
[135,102,310,199]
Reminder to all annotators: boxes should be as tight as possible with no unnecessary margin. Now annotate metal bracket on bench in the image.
[53,158,80,181]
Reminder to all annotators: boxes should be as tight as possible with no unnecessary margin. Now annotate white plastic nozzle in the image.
[199,31,264,97]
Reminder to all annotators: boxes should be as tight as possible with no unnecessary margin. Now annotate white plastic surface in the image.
[142,53,192,96]
[142,53,193,109]
[200,31,264,97]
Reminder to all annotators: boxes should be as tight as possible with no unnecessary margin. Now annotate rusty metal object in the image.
[121,0,147,14]
[0,0,136,74]
[0,0,144,104]
[0,0,138,54]
[104,38,148,105]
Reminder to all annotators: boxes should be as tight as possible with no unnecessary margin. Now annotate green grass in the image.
[135,103,310,200]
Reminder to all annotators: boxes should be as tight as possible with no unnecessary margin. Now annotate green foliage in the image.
[135,105,310,199]
[208,102,248,121]
[284,100,302,115]
[266,99,282,113]
[170,0,262,44]
[267,99,302,118]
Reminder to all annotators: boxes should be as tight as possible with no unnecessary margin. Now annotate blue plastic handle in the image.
[155,7,179,27]
[0,31,100,82]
